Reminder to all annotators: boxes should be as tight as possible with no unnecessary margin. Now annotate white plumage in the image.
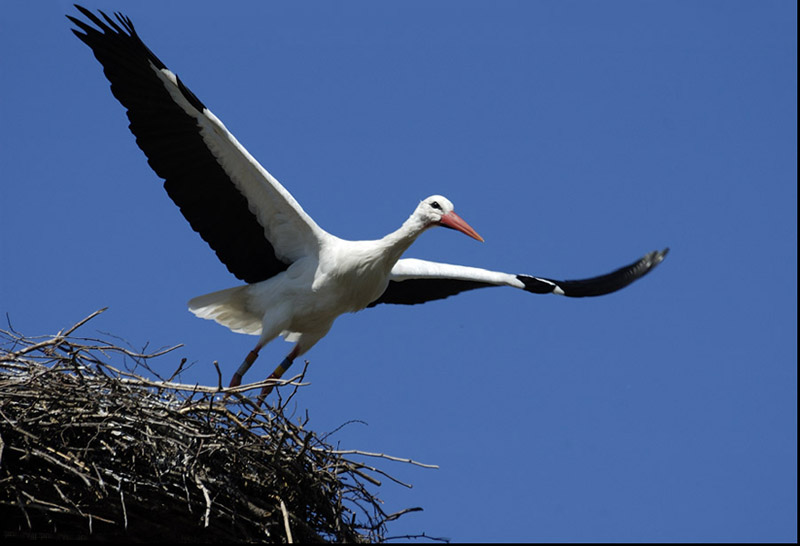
[69,6,668,398]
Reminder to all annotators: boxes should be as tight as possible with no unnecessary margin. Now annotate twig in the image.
[316,448,439,469]
[195,476,211,528]
[280,498,294,543]
[118,480,127,530]
[58,308,108,338]
[1,319,432,541]
[384,531,452,543]
[213,360,223,391]
[382,506,424,523]
[167,357,188,382]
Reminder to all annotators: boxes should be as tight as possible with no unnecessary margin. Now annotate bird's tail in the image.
[188,286,262,335]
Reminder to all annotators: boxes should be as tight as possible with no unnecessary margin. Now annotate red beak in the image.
[439,211,484,242]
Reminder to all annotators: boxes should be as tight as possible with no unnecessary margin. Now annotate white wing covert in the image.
[368,249,669,306]
[68,7,329,283]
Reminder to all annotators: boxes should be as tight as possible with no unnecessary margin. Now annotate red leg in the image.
[257,345,301,403]
[229,347,261,388]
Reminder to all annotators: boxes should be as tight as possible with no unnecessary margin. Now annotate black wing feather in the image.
[367,278,495,307]
[519,248,669,297]
[68,5,287,284]
[369,249,668,306]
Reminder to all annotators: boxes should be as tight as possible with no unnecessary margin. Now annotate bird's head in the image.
[417,195,484,242]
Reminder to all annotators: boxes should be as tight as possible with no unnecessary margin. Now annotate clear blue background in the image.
[1,1,796,542]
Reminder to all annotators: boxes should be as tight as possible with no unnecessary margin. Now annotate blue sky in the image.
[1,1,796,542]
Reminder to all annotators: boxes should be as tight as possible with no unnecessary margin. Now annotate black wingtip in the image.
[518,247,669,298]
[68,4,136,43]
[648,247,670,267]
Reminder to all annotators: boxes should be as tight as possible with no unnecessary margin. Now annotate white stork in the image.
[68,7,668,399]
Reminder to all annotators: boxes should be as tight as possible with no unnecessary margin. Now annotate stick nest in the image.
[0,311,429,543]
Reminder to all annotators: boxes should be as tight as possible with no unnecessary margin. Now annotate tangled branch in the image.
[0,310,436,543]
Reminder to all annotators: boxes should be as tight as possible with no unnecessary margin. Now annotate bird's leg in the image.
[258,344,301,402]
[229,343,263,388]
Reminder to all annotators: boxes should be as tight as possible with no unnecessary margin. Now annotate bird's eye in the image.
[430,201,442,210]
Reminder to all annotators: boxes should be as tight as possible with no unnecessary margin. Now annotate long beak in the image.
[439,211,484,242]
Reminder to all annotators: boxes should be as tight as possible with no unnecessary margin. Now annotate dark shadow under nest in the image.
[0,310,437,543]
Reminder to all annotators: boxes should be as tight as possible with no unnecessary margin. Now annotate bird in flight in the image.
[68,6,668,400]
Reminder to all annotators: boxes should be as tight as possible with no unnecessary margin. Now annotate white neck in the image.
[376,212,431,269]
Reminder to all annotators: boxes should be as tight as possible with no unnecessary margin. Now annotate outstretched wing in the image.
[368,249,669,306]
[68,6,330,284]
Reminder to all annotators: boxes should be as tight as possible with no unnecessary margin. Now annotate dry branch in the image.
[0,311,432,543]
